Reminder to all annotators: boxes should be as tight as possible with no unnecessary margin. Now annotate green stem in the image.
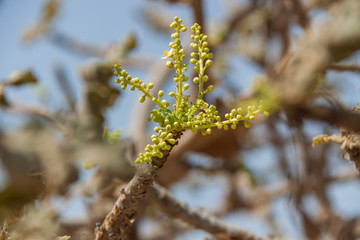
[127,81,167,109]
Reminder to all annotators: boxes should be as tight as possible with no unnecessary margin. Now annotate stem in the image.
[127,81,167,109]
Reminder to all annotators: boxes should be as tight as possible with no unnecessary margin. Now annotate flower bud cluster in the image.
[137,128,177,163]
[112,17,270,164]
[114,64,169,109]
[190,23,214,100]
[163,17,190,115]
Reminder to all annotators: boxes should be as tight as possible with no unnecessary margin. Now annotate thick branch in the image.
[94,131,182,240]
[148,183,270,240]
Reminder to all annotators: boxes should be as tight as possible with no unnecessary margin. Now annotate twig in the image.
[49,31,106,58]
[328,63,360,72]
[94,131,182,240]
[292,104,360,132]
[53,63,76,111]
[148,182,272,240]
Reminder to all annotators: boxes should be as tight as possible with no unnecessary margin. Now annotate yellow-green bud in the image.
[207,85,214,92]
[166,61,174,68]
[170,22,178,28]
[139,96,145,103]
[203,75,209,82]
[205,60,213,67]
[148,83,154,89]
[171,33,179,39]
[158,90,164,98]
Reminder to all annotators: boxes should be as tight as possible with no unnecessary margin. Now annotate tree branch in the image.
[148,183,271,240]
[94,131,183,240]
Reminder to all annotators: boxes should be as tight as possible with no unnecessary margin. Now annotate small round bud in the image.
[154,127,160,132]
[225,113,230,119]
[202,35,208,41]
[152,97,157,102]
[205,60,213,67]
[191,52,198,58]
[206,128,212,134]
[264,111,270,117]
[244,121,251,128]
[207,85,214,92]
[115,78,121,84]
[168,138,176,145]
[170,22,178,28]
[180,27,187,32]
[231,124,236,130]
[190,58,197,64]
[171,33,179,39]
[139,96,145,103]
[148,83,154,89]
[166,61,174,68]
[169,92,176,97]
[121,70,128,76]
[183,84,190,91]
[203,75,209,82]
[249,115,255,120]
[190,43,198,50]
[223,125,229,130]
[130,87,135,91]
[193,77,200,84]
[166,125,171,131]
[158,90,164,98]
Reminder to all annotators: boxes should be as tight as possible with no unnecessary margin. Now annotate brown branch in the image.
[328,63,360,72]
[148,182,272,240]
[49,31,106,58]
[94,131,183,240]
[291,104,360,132]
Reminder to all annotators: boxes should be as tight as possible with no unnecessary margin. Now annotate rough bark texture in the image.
[94,131,182,240]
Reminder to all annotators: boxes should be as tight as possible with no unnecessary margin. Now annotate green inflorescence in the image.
[114,16,270,163]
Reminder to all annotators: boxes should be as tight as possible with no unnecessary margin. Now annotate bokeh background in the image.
[1,0,360,239]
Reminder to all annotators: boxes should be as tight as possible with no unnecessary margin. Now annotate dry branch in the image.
[149,183,271,240]
[94,131,182,240]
